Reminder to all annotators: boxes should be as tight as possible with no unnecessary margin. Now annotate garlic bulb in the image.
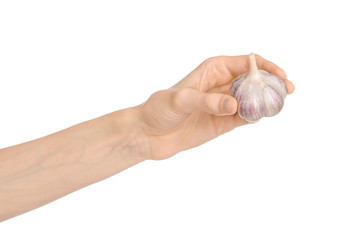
[229,53,287,122]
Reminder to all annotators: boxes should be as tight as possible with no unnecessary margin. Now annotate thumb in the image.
[172,88,237,116]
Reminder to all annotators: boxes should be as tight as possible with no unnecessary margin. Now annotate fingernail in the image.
[222,98,235,113]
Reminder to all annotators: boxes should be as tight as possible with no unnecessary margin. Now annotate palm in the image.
[141,55,293,160]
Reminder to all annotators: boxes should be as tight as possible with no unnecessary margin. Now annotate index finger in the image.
[225,54,295,94]
[256,54,295,94]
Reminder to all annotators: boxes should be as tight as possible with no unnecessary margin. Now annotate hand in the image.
[139,54,295,160]
[0,54,294,220]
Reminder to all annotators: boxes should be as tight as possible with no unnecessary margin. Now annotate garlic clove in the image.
[233,80,264,122]
[229,53,288,122]
[260,70,288,100]
[262,86,284,117]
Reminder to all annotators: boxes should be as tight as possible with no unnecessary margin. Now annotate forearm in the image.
[0,106,150,221]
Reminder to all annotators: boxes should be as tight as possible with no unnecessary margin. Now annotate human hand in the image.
[0,54,293,220]
[139,54,295,160]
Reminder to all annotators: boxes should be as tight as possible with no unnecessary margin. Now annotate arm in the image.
[0,107,150,221]
[0,54,294,221]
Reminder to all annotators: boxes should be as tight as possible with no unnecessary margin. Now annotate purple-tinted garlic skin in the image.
[230,66,287,122]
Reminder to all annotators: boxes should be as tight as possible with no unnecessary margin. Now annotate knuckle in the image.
[278,69,287,79]
[199,94,208,108]
[254,53,263,61]
[146,90,166,103]
[201,56,225,68]
[254,53,262,62]
[173,88,190,101]
[199,56,226,83]
[171,88,190,112]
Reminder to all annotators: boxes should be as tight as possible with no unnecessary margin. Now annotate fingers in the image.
[255,54,296,94]
[256,54,287,80]
[221,55,249,77]
[222,54,286,78]
[223,54,295,94]
[171,88,237,116]
[285,79,295,94]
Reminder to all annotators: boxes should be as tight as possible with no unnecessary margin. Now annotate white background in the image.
[0,0,361,239]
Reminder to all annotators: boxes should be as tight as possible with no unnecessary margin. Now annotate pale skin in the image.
[0,54,294,221]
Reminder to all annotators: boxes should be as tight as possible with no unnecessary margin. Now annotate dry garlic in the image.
[229,53,287,122]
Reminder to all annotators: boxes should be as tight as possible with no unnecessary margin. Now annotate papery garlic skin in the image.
[229,53,287,122]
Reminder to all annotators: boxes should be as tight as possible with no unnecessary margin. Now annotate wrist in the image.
[106,105,152,163]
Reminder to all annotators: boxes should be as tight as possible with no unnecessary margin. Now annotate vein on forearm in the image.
[0,108,147,221]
